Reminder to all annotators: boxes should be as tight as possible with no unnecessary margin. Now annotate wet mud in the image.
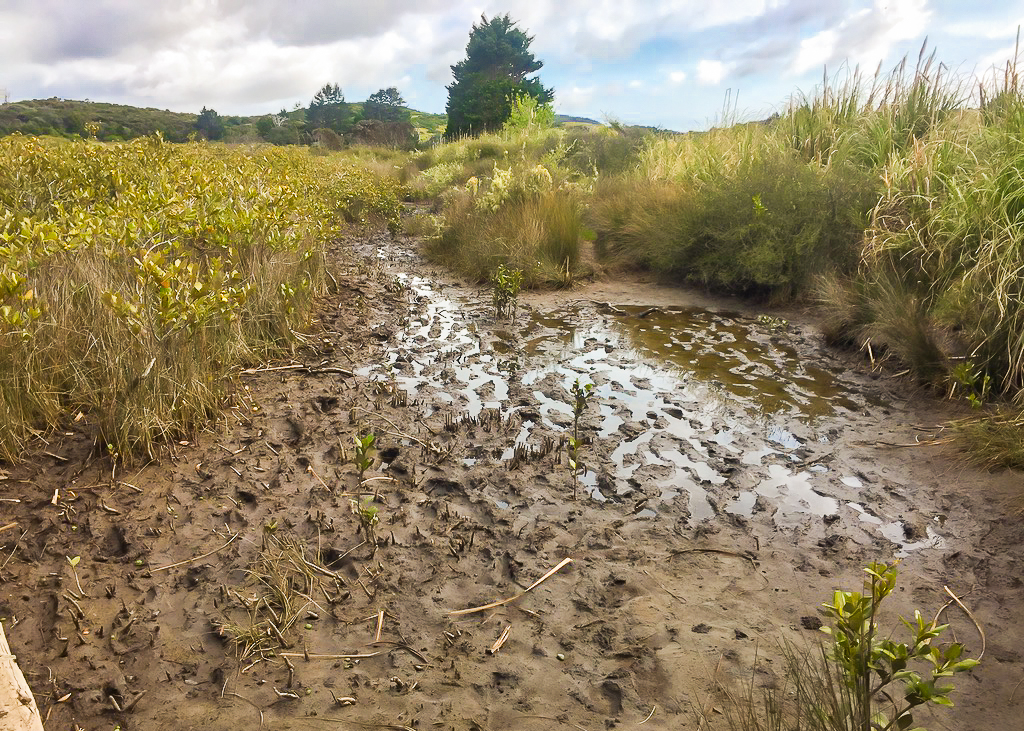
[1,222,1022,730]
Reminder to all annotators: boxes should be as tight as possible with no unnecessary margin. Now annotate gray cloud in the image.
[216,0,453,46]
[10,1,195,62]
[0,1,1015,130]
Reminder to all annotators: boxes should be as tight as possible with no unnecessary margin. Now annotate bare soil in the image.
[1,223,1022,731]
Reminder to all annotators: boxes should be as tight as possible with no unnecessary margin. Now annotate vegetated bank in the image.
[0,133,404,461]
[406,50,1024,468]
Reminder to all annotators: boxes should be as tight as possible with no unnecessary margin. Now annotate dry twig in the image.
[449,557,574,616]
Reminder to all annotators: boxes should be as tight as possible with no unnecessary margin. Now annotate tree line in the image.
[195,84,418,148]
[198,13,554,146]
[0,14,553,147]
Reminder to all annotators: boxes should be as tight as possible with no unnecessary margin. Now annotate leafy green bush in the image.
[0,135,404,461]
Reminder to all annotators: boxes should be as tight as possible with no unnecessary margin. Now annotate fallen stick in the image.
[278,651,383,660]
[150,532,240,573]
[935,585,986,661]
[448,557,574,616]
[241,364,354,377]
[0,623,45,731]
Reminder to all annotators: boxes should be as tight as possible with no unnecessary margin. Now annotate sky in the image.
[1,1,1022,131]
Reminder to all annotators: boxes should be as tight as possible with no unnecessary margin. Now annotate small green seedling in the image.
[491,264,523,320]
[350,497,380,548]
[951,360,991,409]
[821,561,980,731]
[755,313,789,332]
[568,379,594,497]
[353,432,376,483]
[571,379,593,435]
[67,555,86,596]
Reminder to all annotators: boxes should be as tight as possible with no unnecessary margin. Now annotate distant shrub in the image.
[312,127,344,151]
[563,125,649,176]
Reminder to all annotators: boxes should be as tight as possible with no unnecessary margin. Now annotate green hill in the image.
[0,98,606,145]
[0,98,199,141]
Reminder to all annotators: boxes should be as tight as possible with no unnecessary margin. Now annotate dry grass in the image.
[216,529,345,663]
[952,409,1024,471]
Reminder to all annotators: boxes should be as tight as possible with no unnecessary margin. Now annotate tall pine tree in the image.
[307,83,351,134]
[445,14,553,139]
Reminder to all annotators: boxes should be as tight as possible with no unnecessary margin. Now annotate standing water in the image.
[358,246,944,557]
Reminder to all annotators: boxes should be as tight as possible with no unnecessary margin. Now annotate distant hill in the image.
[0,98,199,141]
[554,114,602,127]
[0,98,607,145]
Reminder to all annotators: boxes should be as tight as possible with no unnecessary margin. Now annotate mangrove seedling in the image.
[353,432,376,483]
[491,264,523,320]
[350,497,380,548]
[67,555,86,597]
[821,561,980,731]
[951,360,991,409]
[571,378,593,436]
[568,379,594,497]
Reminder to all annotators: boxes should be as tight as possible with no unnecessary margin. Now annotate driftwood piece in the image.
[0,624,44,731]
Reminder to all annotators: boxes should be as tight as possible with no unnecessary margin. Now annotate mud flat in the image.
[0,228,1021,730]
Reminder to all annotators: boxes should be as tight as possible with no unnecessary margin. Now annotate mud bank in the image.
[1,226,1022,731]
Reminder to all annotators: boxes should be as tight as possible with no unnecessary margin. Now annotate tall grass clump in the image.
[822,52,1024,401]
[0,134,403,461]
[557,121,652,177]
[592,134,876,298]
[420,99,592,286]
[424,162,583,286]
[782,43,966,169]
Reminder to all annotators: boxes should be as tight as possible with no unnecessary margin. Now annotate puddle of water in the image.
[753,464,838,524]
[605,306,856,420]
[726,492,758,516]
[361,254,931,554]
[849,503,945,556]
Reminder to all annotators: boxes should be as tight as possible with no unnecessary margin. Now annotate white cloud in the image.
[504,0,787,61]
[557,84,596,111]
[668,70,687,84]
[697,60,727,85]
[788,0,930,75]
[793,29,837,74]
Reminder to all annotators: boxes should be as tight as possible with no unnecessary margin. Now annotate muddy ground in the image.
[1,220,1022,731]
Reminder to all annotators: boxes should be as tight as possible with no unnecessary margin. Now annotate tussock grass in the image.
[816,270,950,385]
[722,642,862,731]
[952,409,1024,471]
[425,185,582,286]
[591,148,875,298]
